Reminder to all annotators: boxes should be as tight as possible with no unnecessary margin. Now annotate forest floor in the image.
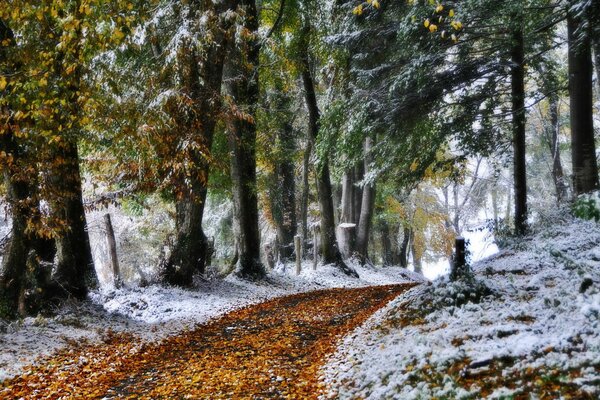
[323,216,600,399]
[0,284,414,399]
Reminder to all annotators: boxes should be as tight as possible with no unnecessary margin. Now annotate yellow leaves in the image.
[0,76,7,90]
[354,0,380,16]
[449,9,455,18]
[410,159,419,172]
[112,28,126,42]
[429,23,438,33]
[352,4,363,16]
[435,4,444,13]
[451,20,463,31]
[424,19,430,28]
[0,286,412,399]
[65,64,77,75]
[79,3,92,16]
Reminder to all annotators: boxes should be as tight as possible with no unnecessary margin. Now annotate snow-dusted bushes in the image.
[573,190,600,222]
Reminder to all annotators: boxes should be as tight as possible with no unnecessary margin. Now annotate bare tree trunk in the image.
[356,137,376,265]
[380,220,393,266]
[299,27,356,277]
[568,5,600,195]
[104,214,121,288]
[411,231,422,274]
[353,164,364,224]
[452,183,460,234]
[338,170,356,258]
[398,226,411,268]
[224,0,264,279]
[270,118,297,262]
[0,155,30,317]
[511,26,528,235]
[547,93,569,203]
[300,138,312,249]
[51,141,97,299]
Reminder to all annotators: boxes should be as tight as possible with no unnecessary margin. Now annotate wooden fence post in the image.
[104,213,122,288]
[313,225,319,270]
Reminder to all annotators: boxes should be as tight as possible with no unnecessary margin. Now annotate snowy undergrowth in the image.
[0,260,416,382]
[322,216,600,399]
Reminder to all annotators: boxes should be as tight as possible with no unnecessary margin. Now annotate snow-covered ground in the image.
[0,260,419,382]
[322,216,600,399]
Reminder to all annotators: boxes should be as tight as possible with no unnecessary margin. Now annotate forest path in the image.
[1,283,416,399]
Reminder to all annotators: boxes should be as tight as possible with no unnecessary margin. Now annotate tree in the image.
[223,0,265,278]
[298,21,358,276]
[567,0,599,195]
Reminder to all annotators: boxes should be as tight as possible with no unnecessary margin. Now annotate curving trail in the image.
[1,284,415,399]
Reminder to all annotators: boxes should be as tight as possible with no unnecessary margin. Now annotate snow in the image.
[0,259,415,383]
[322,216,600,399]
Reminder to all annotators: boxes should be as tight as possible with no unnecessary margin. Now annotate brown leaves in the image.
[1,284,414,399]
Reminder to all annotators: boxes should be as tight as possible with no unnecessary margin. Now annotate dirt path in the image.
[1,284,415,399]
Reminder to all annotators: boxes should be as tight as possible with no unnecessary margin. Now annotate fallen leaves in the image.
[1,284,414,399]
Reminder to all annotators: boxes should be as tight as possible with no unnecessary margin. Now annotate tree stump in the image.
[451,237,467,281]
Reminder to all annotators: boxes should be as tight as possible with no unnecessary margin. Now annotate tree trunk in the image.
[50,141,97,299]
[356,137,376,264]
[547,93,569,203]
[452,182,461,234]
[104,214,121,288]
[163,2,232,285]
[398,226,410,268]
[338,170,356,258]
[568,6,600,195]
[224,0,264,279]
[299,30,357,277]
[595,39,600,98]
[511,27,528,235]
[270,121,297,262]
[410,231,422,274]
[300,137,312,249]
[380,220,393,266]
[353,164,364,224]
[0,151,30,317]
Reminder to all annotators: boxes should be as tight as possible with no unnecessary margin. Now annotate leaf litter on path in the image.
[1,284,415,399]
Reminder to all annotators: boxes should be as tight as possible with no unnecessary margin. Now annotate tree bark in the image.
[511,27,528,235]
[270,117,297,262]
[595,37,600,97]
[568,6,600,195]
[379,220,393,266]
[338,170,357,258]
[353,164,364,224]
[547,93,569,203]
[299,28,357,277]
[300,137,312,249]
[410,230,422,274]
[51,141,97,299]
[224,0,264,279]
[104,214,121,288]
[163,2,232,285]
[356,137,376,264]
[0,141,31,318]
[398,226,410,268]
